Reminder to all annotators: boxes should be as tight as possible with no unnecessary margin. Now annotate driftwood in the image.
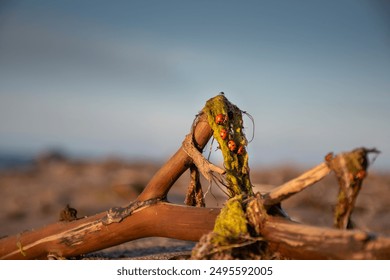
[262,216,390,260]
[0,203,219,260]
[0,112,215,260]
[0,94,389,260]
[262,162,331,206]
[325,148,380,229]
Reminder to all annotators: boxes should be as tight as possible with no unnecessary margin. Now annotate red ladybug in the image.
[237,145,245,155]
[356,170,366,180]
[228,140,237,152]
[215,114,226,125]
[220,128,228,140]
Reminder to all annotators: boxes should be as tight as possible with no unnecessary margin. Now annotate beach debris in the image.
[1,93,388,260]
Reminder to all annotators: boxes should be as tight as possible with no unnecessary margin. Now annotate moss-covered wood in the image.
[202,93,254,198]
[191,93,260,259]
[212,194,248,245]
[326,148,380,229]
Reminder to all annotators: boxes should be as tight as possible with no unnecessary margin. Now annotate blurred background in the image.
[0,0,389,245]
[0,0,389,169]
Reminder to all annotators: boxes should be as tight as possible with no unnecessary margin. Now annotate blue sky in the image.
[0,0,389,169]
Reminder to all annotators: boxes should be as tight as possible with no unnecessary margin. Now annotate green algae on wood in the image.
[212,195,248,245]
[191,93,257,258]
[202,93,254,197]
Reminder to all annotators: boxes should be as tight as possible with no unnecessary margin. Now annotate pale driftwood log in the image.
[263,216,390,260]
[262,162,331,206]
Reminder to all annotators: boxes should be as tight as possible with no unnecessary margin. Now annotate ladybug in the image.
[355,170,366,180]
[324,152,333,163]
[237,145,245,155]
[228,140,237,152]
[215,114,226,125]
[220,128,228,140]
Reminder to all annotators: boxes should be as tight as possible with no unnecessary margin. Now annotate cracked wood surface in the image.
[0,203,220,260]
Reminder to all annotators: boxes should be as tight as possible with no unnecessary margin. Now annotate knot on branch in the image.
[103,198,164,224]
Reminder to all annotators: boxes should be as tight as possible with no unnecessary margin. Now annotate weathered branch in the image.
[326,148,380,229]
[0,203,220,260]
[3,198,389,260]
[0,111,215,259]
[262,162,331,206]
[184,165,205,207]
[182,133,225,181]
[137,112,213,202]
[193,195,390,260]
[103,112,214,224]
[262,216,390,260]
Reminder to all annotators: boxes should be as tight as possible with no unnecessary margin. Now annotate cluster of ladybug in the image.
[215,113,245,155]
